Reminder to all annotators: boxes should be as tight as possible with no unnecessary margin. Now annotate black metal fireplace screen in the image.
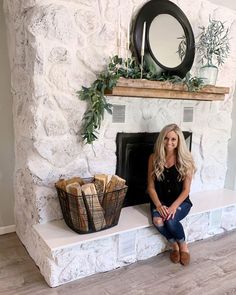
[116,132,192,207]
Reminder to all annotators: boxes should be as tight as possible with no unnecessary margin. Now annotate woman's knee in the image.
[165,219,177,230]
[153,217,164,227]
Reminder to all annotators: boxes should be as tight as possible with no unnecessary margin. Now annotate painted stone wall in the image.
[3,0,236,250]
[32,203,236,286]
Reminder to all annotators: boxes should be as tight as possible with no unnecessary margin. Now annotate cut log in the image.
[81,183,106,231]
[65,182,89,232]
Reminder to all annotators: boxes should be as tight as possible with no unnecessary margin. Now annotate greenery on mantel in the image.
[77,55,204,144]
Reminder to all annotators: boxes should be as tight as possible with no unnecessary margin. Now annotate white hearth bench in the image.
[33,189,236,287]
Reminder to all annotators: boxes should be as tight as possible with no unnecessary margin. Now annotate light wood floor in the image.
[1,230,236,295]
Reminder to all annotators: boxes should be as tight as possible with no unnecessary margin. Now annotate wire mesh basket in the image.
[55,180,128,234]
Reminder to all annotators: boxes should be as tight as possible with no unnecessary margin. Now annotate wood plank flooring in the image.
[1,230,236,295]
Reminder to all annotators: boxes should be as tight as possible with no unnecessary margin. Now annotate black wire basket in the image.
[55,181,128,234]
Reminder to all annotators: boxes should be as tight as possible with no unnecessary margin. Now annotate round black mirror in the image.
[133,0,195,78]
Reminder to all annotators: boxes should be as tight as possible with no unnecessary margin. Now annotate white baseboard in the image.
[0,224,16,235]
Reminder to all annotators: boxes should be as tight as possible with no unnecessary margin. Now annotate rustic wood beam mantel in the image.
[105,78,230,101]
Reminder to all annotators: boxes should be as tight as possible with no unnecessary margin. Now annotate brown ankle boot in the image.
[170,250,180,263]
[180,251,190,266]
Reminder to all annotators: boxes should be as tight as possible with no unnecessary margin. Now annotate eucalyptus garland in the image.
[77,55,203,144]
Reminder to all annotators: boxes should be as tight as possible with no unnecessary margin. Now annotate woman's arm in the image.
[147,154,168,219]
[167,174,192,219]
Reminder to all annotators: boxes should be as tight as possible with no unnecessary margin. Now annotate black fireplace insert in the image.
[116,132,192,207]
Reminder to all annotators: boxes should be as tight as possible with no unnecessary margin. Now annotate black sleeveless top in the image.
[150,165,192,209]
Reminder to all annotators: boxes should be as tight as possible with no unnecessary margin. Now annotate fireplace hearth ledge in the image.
[32,189,236,287]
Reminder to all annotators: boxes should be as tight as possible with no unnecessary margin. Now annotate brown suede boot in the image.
[170,250,180,263]
[180,251,190,266]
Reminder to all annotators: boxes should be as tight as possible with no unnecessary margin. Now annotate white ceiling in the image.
[208,0,236,11]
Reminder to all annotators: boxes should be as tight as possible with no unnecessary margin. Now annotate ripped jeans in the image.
[151,201,192,244]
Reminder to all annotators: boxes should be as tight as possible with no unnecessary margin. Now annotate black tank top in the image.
[150,165,192,209]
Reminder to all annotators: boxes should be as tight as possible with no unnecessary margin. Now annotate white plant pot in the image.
[199,65,218,85]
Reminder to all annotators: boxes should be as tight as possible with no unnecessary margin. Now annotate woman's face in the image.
[164,131,178,151]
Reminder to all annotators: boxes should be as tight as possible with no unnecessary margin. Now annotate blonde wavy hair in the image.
[153,124,196,181]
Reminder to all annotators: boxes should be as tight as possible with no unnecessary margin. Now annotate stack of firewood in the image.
[56,175,127,233]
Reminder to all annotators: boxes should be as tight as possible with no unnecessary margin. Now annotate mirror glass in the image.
[149,14,185,68]
[133,0,195,78]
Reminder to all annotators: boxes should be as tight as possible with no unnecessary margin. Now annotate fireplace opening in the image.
[116,132,192,207]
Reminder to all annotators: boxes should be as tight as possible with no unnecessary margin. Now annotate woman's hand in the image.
[166,204,178,220]
[157,205,169,219]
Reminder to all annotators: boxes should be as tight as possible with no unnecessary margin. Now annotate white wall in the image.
[209,0,236,190]
[0,0,15,228]
[209,0,236,10]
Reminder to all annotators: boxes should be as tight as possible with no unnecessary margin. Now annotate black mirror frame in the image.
[133,0,195,78]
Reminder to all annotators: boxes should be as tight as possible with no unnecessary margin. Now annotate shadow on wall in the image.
[225,83,236,191]
[0,0,15,228]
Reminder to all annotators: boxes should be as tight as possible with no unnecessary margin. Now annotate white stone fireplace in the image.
[3,0,236,287]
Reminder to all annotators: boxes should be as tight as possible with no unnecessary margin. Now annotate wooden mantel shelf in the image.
[105,78,230,101]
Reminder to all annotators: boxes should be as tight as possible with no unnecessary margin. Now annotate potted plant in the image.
[196,17,230,85]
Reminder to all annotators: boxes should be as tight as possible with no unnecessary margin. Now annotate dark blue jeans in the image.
[151,201,192,244]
